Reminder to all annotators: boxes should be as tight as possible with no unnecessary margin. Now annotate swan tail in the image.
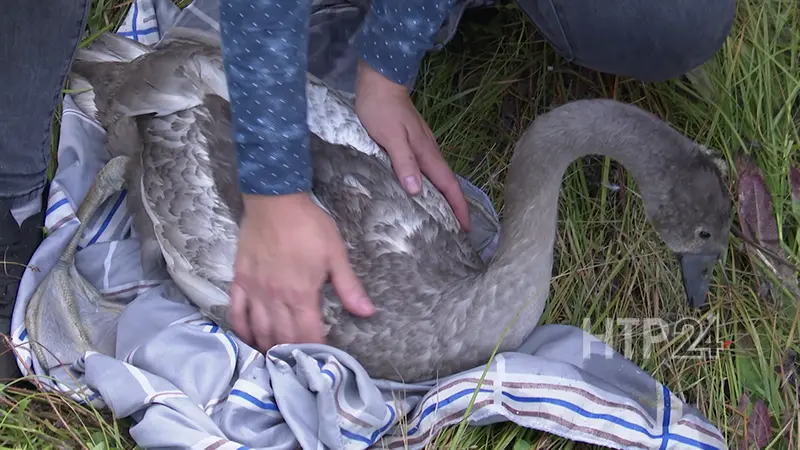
[67,32,153,121]
[77,31,153,63]
[68,56,146,158]
[68,31,222,159]
[71,34,220,123]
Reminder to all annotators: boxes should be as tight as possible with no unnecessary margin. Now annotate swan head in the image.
[641,147,732,309]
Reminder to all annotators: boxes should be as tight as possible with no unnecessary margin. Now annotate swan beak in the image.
[677,252,719,308]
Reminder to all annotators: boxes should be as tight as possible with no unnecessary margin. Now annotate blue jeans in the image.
[0,0,91,209]
[0,0,736,204]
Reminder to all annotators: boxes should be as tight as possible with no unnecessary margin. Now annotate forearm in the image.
[353,0,457,87]
[219,0,312,196]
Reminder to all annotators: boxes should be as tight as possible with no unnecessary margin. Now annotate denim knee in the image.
[516,0,738,82]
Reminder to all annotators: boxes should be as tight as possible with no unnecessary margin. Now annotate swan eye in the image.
[698,230,711,239]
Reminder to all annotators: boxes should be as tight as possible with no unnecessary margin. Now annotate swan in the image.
[27,28,732,383]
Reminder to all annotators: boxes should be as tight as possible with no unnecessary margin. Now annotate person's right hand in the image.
[227,192,375,352]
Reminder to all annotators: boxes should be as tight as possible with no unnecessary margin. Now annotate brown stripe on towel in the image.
[502,381,655,428]
[676,418,725,441]
[203,439,227,450]
[501,402,650,449]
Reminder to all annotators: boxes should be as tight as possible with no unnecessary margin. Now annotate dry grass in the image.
[2,0,799,448]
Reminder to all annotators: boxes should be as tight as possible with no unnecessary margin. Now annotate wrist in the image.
[356,59,408,97]
[242,192,309,214]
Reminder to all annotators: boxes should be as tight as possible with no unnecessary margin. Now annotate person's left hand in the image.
[354,60,470,232]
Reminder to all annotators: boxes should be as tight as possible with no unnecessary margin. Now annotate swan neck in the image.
[472,101,690,340]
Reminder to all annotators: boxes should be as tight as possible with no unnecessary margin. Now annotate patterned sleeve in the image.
[353,0,457,87]
[219,0,313,196]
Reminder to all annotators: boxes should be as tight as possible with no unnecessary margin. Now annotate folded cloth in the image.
[10,1,727,449]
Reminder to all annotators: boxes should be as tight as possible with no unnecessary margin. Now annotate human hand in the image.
[354,60,471,232]
[228,193,375,352]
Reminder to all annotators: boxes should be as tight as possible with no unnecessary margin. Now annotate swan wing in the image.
[305,75,463,235]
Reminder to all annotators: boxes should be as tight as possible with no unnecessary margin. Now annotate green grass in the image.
[2,0,799,448]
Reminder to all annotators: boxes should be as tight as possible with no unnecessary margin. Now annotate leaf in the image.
[744,400,772,449]
[732,391,751,432]
[790,163,800,209]
[736,154,798,299]
[737,154,780,249]
[734,334,768,399]
[735,394,774,449]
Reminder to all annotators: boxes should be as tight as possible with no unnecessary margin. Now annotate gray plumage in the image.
[63,29,732,383]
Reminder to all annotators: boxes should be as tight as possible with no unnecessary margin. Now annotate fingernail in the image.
[404,176,421,193]
[360,298,375,315]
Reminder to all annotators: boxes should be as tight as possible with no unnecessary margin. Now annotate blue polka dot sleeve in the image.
[219,0,312,196]
[219,0,454,197]
[354,0,458,86]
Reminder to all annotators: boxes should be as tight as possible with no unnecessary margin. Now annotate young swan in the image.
[64,31,732,383]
